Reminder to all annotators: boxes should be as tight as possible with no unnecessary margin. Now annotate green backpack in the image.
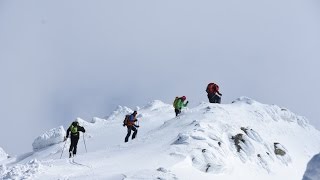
[173,97,179,109]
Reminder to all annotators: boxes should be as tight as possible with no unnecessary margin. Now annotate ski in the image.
[69,158,91,168]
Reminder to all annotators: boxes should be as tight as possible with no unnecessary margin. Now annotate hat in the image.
[72,121,79,126]
[181,96,186,100]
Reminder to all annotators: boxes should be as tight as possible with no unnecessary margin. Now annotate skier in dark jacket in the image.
[124,111,139,143]
[64,120,86,158]
[206,83,222,103]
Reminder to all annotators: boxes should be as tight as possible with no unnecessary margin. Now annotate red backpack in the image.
[206,83,219,94]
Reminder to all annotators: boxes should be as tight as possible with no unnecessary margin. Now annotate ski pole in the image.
[60,139,67,159]
[83,133,87,153]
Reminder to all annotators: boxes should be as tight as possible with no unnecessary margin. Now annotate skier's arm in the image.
[78,126,86,133]
[133,119,139,127]
[183,101,189,107]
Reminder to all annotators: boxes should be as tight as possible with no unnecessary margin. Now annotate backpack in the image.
[123,115,130,126]
[206,83,219,94]
[70,125,78,134]
[173,97,179,108]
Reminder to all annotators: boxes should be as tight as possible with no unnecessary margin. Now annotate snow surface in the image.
[0,147,8,161]
[1,97,320,180]
[303,153,320,180]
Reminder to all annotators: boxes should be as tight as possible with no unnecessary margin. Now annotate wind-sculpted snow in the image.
[0,147,8,161]
[32,126,66,151]
[303,153,320,180]
[104,105,133,122]
[1,98,320,180]
[142,100,172,111]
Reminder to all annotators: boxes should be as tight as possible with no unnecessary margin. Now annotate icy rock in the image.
[157,167,168,173]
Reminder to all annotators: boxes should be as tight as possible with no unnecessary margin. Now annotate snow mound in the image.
[91,117,105,123]
[303,153,320,180]
[0,147,8,161]
[143,100,171,111]
[0,159,42,179]
[232,96,257,104]
[32,126,65,151]
[105,105,133,121]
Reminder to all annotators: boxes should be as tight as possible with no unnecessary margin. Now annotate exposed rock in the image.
[232,134,245,152]
[240,127,249,134]
[274,143,286,156]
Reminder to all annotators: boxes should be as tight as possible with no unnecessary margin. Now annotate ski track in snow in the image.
[1,98,320,180]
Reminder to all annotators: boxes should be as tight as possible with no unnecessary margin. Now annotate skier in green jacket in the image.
[173,96,189,116]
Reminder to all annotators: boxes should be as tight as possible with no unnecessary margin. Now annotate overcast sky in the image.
[0,0,319,155]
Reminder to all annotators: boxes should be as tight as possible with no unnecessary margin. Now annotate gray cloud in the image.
[0,0,319,154]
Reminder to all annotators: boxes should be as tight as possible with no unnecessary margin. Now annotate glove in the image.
[135,125,140,128]
[186,101,189,104]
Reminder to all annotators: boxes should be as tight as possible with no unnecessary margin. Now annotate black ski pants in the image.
[69,136,79,156]
[125,126,138,142]
[175,108,181,116]
[208,94,221,104]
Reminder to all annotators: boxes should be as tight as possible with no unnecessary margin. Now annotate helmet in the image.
[181,96,186,100]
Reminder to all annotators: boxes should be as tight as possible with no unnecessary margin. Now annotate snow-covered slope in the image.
[1,97,319,180]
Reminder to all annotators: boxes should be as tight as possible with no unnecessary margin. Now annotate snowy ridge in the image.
[104,105,133,122]
[0,97,319,180]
